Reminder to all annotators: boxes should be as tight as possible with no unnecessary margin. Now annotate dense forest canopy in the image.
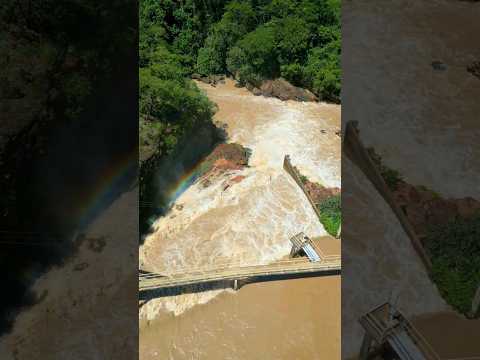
[140,0,340,96]
[139,0,341,182]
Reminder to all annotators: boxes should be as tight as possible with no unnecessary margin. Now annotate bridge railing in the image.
[140,256,341,280]
[140,261,341,290]
[139,266,340,291]
[140,249,340,272]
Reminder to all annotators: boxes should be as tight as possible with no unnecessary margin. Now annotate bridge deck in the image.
[139,257,341,292]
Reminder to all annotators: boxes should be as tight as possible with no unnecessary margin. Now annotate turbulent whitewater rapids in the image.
[139,79,341,317]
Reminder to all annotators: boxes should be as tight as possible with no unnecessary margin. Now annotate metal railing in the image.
[140,258,341,290]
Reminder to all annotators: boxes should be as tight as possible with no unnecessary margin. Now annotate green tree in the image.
[426,215,480,316]
[196,1,256,75]
[196,31,228,75]
[227,24,278,84]
[262,0,297,19]
[318,194,341,237]
[274,17,311,65]
[280,63,304,86]
[304,40,341,102]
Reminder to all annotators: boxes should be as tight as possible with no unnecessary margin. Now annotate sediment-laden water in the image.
[139,79,341,359]
[140,276,340,360]
[342,0,480,358]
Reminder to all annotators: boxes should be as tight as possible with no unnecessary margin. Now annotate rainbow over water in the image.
[164,161,207,207]
[73,149,137,229]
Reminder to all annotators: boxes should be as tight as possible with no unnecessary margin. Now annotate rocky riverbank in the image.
[192,74,318,102]
[246,78,318,102]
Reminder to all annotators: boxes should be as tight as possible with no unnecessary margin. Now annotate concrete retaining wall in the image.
[283,155,341,238]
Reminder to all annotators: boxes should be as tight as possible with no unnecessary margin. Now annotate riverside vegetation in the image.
[139,0,341,223]
[369,148,480,317]
[298,172,341,237]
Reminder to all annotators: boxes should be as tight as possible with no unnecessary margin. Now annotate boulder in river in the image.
[255,78,318,102]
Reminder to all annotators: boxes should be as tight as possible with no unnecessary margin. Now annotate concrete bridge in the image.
[139,233,340,299]
[139,256,340,299]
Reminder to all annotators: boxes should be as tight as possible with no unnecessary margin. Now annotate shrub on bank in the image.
[425,214,480,316]
[318,194,341,237]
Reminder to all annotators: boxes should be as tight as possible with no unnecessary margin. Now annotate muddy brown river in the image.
[140,276,340,360]
[139,79,341,359]
[343,0,480,358]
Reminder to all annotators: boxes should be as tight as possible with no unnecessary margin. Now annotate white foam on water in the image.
[140,84,340,317]
[245,100,340,188]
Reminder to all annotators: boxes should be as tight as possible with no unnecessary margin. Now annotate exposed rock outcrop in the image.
[255,78,318,102]
[204,143,249,170]
[198,143,250,188]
